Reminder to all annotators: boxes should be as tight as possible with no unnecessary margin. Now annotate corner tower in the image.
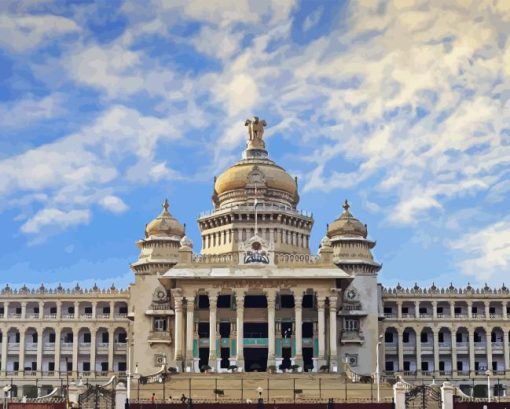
[198,117,313,255]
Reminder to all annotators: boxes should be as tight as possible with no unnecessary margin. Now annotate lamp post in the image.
[376,335,383,403]
[126,336,131,404]
[486,369,491,402]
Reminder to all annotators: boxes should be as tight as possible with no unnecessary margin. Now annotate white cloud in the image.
[0,14,80,52]
[0,94,65,128]
[99,195,128,214]
[20,208,90,234]
[450,220,510,282]
[302,6,323,32]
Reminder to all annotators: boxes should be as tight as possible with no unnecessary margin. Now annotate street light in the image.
[485,370,491,402]
[126,336,131,403]
[376,335,383,403]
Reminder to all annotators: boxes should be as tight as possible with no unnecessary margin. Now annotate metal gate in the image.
[78,385,115,409]
[405,385,441,409]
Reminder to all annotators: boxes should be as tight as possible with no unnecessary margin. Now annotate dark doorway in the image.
[244,322,268,338]
[303,347,313,372]
[244,295,267,308]
[244,348,268,372]
[220,348,230,369]
[281,347,292,370]
[199,348,210,371]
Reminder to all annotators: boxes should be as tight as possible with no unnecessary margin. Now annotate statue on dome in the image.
[245,116,267,149]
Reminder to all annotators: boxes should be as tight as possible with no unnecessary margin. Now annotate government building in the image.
[0,118,508,397]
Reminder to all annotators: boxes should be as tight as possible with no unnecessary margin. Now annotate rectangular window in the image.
[456,333,463,343]
[302,294,314,308]
[454,307,461,314]
[198,295,209,309]
[31,362,37,370]
[457,361,463,371]
[13,362,19,371]
[34,307,39,314]
[219,322,230,338]
[49,333,56,343]
[402,307,409,314]
[118,362,127,371]
[154,317,167,332]
[383,307,392,314]
[493,361,498,371]
[489,307,496,314]
[67,361,73,371]
[83,333,91,343]
[83,362,90,371]
[419,307,427,314]
[65,333,73,343]
[403,361,410,371]
[217,295,231,309]
[421,333,428,343]
[421,362,429,371]
[118,332,127,343]
[198,322,209,338]
[302,322,314,338]
[474,333,481,343]
[385,332,394,343]
[119,306,128,314]
[84,307,92,314]
[103,306,110,314]
[438,333,444,343]
[15,333,20,343]
[403,332,410,343]
[437,307,443,314]
[48,362,55,371]
[101,362,108,371]
[50,307,57,314]
[279,295,294,308]
[16,307,21,314]
[385,361,394,371]
[102,332,109,343]
[68,306,74,314]
[343,319,359,331]
[472,307,477,314]
[439,361,445,371]
[474,362,480,371]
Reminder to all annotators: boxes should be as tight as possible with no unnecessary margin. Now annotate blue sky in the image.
[0,0,509,290]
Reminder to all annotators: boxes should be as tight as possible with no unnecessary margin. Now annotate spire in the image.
[341,199,353,218]
[162,198,169,212]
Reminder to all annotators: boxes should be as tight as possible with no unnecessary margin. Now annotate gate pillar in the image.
[68,381,87,407]
[441,381,455,409]
[116,383,127,409]
[393,381,407,409]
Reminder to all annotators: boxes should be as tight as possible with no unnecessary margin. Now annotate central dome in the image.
[212,117,299,209]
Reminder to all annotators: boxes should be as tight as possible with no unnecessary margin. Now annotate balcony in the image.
[384,313,397,319]
[97,313,111,319]
[61,314,75,319]
[26,313,40,319]
[96,342,109,353]
[472,314,486,319]
[81,313,94,319]
[148,331,172,345]
[8,343,20,352]
[145,303,173,316]
[338,304,367,316]
[61,342,73,352]
[44,313,57,319]
[43,342,55,352]
[455,314,467,319]
[25,342,38,351]
[340,329,364,344]
[419,314,432,319]
[79,342,91,352]
[9,313,21,319]
[114,342,127,352]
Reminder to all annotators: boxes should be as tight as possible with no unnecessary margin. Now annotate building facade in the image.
[0,117,508,395]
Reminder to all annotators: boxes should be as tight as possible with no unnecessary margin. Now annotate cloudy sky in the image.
[0,0,509,290]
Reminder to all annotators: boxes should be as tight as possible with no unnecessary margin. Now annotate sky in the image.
[0,0,509,291]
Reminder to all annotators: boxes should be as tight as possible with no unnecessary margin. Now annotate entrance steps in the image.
[131,373,394,403]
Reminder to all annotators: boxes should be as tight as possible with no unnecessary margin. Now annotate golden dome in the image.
[145,199,185,238]
[214,162,297,198]
[328,200,368,238]
[212,117,299,208]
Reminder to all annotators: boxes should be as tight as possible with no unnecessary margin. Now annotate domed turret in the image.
[327,200,367,239]
[327,200,380,275]
[131,199,184,275]
[145,199,185,238]
[212,117,299,209]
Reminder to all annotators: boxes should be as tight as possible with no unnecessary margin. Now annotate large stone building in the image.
[0,117,508,395]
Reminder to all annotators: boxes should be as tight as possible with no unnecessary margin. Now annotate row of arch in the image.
[384,326,510,345]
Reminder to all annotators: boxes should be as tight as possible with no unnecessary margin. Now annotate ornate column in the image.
[503,330,509,373]
[450,301,455,319]
[294,293,303,367]
[92,302,97,319]
[54,328,61,376]
[90,329,97,377]
[467,301,473,319]
[414,301,420,319]
[110,301,114,320]
[36,328,43,375]
[21,302,27,319]
[432,301,437,319]
[208,294,218,369]
[317,295,326,365]
[415,328,421,376]
[451,327,458,377]
[485,302,490,319]
[266,290,277,367]
[185,296,195,370]
[1,330,8,375]
[329,294,338,370]
[397,328,404,372]
[107,328,114,374]
[397,301,402,319]
[433,328,439,376]
[74,301,79,319]
[503,301,508,319]
[56,301,62,319]
[235,291,245,370]
[173,294,184,366]
[486,328,493,374]
[468,328,475,375]
[19,330,26,374]
[38,302,44,319]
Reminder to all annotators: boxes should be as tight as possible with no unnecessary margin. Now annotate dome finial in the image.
[162,198,169,212]
[343,199,350,212]
[244,117,267,153]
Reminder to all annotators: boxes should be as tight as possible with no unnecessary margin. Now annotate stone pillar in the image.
[397,301,402,319]
[39,302,44,318]
[416,329,421,376]
[267,290,276,367]
[56,301,62,319]
[92,302,97,319]
[209,294,218,368]
[329,295,338,371]
[467,301,473,319]
[451,327,458,377]
[441,381,455,409]
[110,301,114,319]
[486,328,493,373]
[398,328,404,373]
[450,301,455,319]
[485,302,490,318]
[504,331,510,373]
[393,382,407,409]
[236,291,245,370]
[90,330,97,377]
[433,328,440,376]
[186,296,195,370]
[174,296,184,365]
[36,328,43,375]
[115,383,127,409]
[317,296,326,365]
[19,330,26,374]
[54,328,61,376]
[432,301,438,319]
[108,328,114,374]
[1,330,8,375]
[21,302,27,319]
[468,328,475,375]
[294,293,303,367]
[503,301,508,319]
[74,301,79,319]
